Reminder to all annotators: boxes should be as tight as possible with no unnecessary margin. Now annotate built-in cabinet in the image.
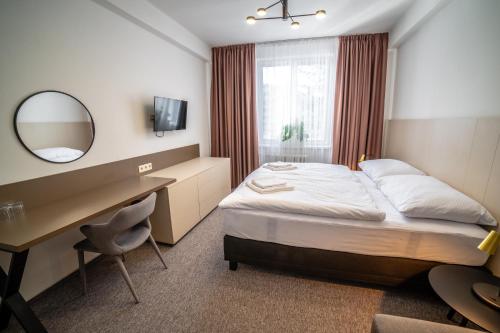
[147,157,231,244]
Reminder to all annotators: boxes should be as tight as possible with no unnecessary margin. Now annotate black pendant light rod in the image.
[281,0,288,20]
[253,0,319,21]
[253,13,316,21]
[246,0,326,27]
[287,13,317,18]
[264,0,282,11]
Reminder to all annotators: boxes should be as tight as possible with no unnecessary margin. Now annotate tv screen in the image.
[154,96,187,131]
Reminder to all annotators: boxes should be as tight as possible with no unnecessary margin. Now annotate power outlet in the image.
[138,162,153,173]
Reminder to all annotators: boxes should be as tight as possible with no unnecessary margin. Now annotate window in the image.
[256,38,338,164]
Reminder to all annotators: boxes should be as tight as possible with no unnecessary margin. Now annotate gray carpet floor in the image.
[5,209,475,332]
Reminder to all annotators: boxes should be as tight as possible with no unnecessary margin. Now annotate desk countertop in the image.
[0,176,174,253]
[147,157,229,184]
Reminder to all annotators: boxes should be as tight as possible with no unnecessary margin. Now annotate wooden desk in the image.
[0,176,174,332]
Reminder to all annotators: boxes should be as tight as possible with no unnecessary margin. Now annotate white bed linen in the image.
[219,163,385,221]
[222,172,489,266]
[33,147,84,162]
[377,175,497,226]
[359,158,425,181]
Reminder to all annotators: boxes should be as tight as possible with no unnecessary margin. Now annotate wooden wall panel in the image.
[484,146,500,274]
[483,138,500,220]
[385,118,497,204]
[0,144,199,209]
[385,119,431,171]
[17,122,93,151]
[385,117,500,275]
[425,118,476,191]
[464,118,500,202]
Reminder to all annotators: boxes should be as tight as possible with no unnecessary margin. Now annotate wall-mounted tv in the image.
[154,96,187,132]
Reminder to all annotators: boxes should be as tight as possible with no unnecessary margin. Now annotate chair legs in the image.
[76,249,87,295]
[113,256,140,304]
[148,235,168,269]
[75,237,165,304]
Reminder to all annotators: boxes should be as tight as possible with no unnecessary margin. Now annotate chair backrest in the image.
[80,192,157,255]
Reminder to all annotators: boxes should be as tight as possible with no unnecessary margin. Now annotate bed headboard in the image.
[384,117,500,274]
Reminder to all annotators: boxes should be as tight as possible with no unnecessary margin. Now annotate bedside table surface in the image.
[429,265,500,333]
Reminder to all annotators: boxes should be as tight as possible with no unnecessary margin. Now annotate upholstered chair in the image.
[371,314,482,333]
[73,192,167,303]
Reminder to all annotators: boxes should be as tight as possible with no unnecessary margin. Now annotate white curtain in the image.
[256,37,338,164]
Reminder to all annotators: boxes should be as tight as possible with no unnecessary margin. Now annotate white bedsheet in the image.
[222,171,489,265]
[33,147,84,162]
[219,163,385,221]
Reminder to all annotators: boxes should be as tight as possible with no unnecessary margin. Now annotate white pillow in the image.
[377,175,497,226]
[359,159,425,182]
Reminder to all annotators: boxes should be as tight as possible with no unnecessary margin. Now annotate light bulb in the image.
[291,21,300,30]
[246,16,256,25]
[257,8,267,16]
[315,10,326,19]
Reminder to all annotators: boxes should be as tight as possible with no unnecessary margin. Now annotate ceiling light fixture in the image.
[246,16,256,25]
[246,0,326,29]
[315,10,326,19]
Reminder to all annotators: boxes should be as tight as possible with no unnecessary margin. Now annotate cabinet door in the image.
[150,188,175,244]
[198,160,231,218]
[168,176,200,243]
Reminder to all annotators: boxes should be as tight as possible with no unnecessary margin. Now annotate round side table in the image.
[428,265,500,333]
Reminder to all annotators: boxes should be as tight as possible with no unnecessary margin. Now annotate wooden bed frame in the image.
[224,235,440,286]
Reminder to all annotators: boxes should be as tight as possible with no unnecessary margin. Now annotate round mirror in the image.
[14,91,95,163]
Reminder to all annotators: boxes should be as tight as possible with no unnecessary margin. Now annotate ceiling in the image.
[148,0,414,46]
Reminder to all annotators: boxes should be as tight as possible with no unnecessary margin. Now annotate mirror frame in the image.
[13,90,96,164]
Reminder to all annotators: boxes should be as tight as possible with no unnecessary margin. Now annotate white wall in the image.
[102,0,210,61]
[0,0,210,185]
[0,0,209,300]
[389,0,451,48]
[391,0,500,119]
[388,0,500,275]
[17,92,91,123]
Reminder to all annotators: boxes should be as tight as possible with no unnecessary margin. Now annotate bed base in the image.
[224,235,440,286]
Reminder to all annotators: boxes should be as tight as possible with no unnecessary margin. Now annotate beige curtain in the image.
[211,43,259,187]
[332,33,388,169]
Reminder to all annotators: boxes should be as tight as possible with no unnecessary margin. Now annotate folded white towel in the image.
[252,178,287,189]
[263,165,298,171]
[246,181,294,194]
[267,161,292,168]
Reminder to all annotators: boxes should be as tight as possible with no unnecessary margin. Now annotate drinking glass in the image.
[0,201,24,222]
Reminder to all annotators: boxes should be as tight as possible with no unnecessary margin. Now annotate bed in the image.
[219,163,491,286]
